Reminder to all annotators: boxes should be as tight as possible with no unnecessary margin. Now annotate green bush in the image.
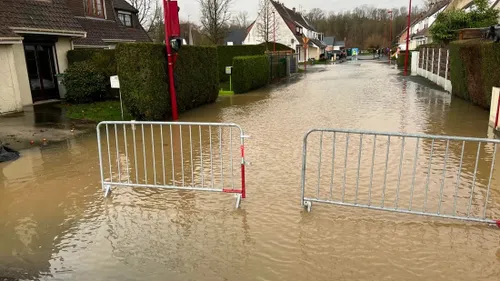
[260,42,295,52]
[430,0,499,44]
[217,45,266,82]
[116,43,170,120]
[63,61,106,103]
[67,49,117,99]
[449,39,500,109]
[116,43,220,120]
[174,45,219,111]
[396,51,411,69]
[232,55,269,94]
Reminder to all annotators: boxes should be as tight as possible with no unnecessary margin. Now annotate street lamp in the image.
[404,0,412,76]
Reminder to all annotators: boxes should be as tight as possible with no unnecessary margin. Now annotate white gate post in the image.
[431,48,435,81]
[445,49,450,92]
[425,48,429,78]
[437,48,441,84]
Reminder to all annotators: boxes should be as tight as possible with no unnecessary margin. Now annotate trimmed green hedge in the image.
[67,49,117,99]
[260,42,295,52]
[174,45,219,112]
[232,55,269,94]
[116,43,220,120]
[217,45,266,82]
[396,51,411,69]
[449,39,500,109]
[116,43,170,120]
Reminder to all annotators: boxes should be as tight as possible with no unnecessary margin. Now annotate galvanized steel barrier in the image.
[301,128,500,227]
[97,121,247,208]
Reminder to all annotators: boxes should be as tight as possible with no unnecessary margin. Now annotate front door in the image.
[24,43,59,102]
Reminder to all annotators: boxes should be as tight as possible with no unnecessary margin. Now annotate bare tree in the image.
[199,0,233,44]
[306,8,325,26]
[256,0,278,44]
[126,0,156,29]
[233,11,249,28]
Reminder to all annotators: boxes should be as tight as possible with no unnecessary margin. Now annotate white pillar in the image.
[437,48,441,84]
[411,51,419,76]
[425,48,429,78]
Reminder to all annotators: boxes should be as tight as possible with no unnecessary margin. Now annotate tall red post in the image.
[388,10,393,65]
[163,0,179,120]
[404,0,412,76]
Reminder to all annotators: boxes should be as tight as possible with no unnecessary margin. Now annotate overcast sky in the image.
[176,0,425,23]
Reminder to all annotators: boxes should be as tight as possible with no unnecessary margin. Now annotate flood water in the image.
[1,61,500,280]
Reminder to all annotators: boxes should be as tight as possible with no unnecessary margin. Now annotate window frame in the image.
[118,11,133,27]
[86,0,106,19]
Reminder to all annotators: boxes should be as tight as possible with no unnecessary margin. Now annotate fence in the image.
[267,51,299,80]
[301,128,500,226]
[415,48,451,92]
[97,121,247,208]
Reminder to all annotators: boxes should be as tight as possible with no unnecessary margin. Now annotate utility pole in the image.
[163,0,179,120]
[388,10,393,65]
[404,0,412,76]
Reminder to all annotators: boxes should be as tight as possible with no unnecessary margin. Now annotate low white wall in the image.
[414,49,452,93]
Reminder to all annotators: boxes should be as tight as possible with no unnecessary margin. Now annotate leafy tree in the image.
[430,0,499,44]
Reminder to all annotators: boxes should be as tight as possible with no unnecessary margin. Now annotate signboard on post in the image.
[110,75,124,120]
[110,75,120,89]
[225,66,232,75]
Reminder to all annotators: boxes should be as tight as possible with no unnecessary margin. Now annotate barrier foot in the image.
[103,185,111,198]
[304,200,312,213]
[235,194,242,209]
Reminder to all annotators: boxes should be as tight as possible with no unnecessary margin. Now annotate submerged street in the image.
[1,60,499,280]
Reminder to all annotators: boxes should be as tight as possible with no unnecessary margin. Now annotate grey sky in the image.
[177,0,424,24]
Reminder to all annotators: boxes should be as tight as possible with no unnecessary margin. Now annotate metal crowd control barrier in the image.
[301,128,500,227]
[97,121,247,208]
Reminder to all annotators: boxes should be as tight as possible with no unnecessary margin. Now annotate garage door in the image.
[0,45,22,114]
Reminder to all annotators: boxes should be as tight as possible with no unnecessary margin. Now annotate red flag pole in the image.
[404,0,412,76]
[163,0,179,120]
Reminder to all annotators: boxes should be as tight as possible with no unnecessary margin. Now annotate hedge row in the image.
[396,51,411,69]
[116,43,219,120]
[217,45,266,82]
[260,42,295,52]
[174,45,219,112]
[449,39,500,109]
[67,49,116,78]
[232,55,270,94]
[116,43,170,120]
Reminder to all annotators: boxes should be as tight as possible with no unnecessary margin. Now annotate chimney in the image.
[293,7,296,13]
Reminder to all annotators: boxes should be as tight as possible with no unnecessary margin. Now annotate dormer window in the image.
[296,26,302,35]
[86,0,105,18]
[118,11,133,27]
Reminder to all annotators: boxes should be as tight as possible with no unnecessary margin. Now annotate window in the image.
[86,0,105,18]
[118,11,133,27]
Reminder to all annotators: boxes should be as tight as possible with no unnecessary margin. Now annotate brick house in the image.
[0,0,150,114]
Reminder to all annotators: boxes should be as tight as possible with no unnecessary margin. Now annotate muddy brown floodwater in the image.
[1,61,500,280]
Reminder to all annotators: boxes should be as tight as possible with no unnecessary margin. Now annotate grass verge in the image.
[59,100,132,122]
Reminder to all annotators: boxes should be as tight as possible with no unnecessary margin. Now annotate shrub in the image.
[63,61,106,103]
[260,42,295,52]
[116,43,170,120]
[232,55,269,94]
[217,45,266,82]
[67,49,117,99]
[396,51,411,69]
[116,43,221,120]
[430,0,499,44]
[174,45,219,111]
[449,39,500,109]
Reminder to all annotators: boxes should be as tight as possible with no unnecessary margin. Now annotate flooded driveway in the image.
[1,61,499,280]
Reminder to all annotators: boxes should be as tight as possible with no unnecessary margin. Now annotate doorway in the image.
[24,42,59,102]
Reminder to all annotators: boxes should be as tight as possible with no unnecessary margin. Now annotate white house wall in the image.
[243,4,297,48]
[0,44,23,114]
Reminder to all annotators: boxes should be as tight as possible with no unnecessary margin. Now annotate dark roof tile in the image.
[113,0,139,12]
[1,0,84,33]
[73,17,150,46]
